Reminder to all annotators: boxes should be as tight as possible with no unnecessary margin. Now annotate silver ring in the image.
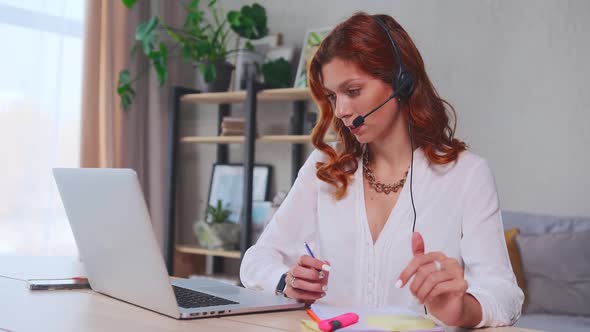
[434,260,442,272]
[290,275,297,288]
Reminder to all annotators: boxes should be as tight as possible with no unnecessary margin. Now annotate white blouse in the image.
[240,147,524,327]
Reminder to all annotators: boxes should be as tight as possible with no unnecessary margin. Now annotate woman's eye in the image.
[347,89,360,97]
[326,94,336,104]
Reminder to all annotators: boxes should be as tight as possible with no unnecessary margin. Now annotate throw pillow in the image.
[517,229,590,316]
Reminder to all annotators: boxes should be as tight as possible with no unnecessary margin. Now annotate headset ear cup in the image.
[396,70,414,100]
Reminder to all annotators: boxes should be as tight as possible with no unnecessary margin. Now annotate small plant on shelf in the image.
[194,199,240,250]
[206,199,231,224]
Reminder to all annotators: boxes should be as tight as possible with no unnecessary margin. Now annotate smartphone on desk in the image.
[27,278,91,290]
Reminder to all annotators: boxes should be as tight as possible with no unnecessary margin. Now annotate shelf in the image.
[175,245,241,259]
[168,85,316,273]
[180,87,311,104]
[180,134,337,144]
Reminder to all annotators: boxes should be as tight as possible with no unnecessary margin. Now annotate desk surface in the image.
[0,256,538,332]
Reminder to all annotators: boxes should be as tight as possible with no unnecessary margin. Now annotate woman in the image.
[240,12,523,328]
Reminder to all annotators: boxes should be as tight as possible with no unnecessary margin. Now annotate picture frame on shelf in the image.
[252,200,273,242]
[206,163,272,223]
[232,34,282,91]
[293,27,332,88]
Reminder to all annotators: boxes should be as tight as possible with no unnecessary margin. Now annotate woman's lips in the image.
[349,125,363,135]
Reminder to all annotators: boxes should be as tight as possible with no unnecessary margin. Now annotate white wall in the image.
[248,0,590,215]
[178,0,590,244]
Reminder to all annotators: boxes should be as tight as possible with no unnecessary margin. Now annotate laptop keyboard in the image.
[173,285,239,309]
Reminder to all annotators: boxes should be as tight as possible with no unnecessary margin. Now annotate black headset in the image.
[373,15,414,102]
[356,15,418,232]
[351,16,415,128]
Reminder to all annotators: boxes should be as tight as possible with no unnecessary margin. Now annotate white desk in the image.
[0,256,538,332]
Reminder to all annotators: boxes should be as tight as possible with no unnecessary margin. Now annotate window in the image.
[0,0,86,255]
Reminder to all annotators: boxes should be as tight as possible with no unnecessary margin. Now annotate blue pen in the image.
[304,242,316,258]
[304,242,331,273]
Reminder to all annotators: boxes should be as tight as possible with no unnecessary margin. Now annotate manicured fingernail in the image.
[395,279,403,288]
[414,297,422,305]
[322,285,328,292]
[318,271,325,279]
[321,292,326,297]
[321,264,331,272]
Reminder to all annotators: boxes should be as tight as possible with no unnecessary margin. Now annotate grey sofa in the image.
[501,211,590,332]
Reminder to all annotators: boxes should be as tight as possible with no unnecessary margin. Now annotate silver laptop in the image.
[53,168,303,319]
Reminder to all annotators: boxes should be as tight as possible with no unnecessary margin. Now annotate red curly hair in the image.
[309,12,467,200]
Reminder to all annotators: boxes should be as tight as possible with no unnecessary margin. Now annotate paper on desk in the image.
[300,319,321,332]
[310,304,444,331]
[300,319,384,332]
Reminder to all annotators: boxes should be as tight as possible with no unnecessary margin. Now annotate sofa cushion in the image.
[502,211,590,235]
[516,229,590,316]
[504,228,527,303]
[514,313,590,332]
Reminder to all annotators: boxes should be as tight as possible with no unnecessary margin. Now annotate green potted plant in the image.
[117,0,269,111]
[259,58,292,88]
[194,199,240,250]
[244,57,292,90]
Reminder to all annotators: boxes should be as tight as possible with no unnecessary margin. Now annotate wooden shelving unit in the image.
[180,87,311,104]
[166,82,327,277]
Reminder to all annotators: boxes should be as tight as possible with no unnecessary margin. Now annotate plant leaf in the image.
[118,69,132,85]
[121,0,138,9]
[198,62,217,82]
[117,69,136,111]
[157,42,168,85]
[227,11,240,26]
[122,94,132,111]
[227,3,268,40]
[136,16,159,54]
[195,39,212,57]
[136,16,158,41]
[261,57,292,88]
[207,199,231,223]
[164,26,182,44]
[148,42,168,86]
[309,32,322,45]
[244,40,254,51]
[188,0,200,11]
[210,19,227,53]
[184,0,204,32]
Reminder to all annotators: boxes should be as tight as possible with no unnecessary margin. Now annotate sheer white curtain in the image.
[0,0,85,255]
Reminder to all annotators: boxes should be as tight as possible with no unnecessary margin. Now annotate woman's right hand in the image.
[284,255,331,303]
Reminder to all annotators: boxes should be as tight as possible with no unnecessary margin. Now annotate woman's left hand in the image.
[396,232,471,326]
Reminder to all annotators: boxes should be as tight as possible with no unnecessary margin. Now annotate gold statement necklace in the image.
[363,150,408,195]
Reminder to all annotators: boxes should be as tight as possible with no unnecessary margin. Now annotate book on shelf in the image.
[220,128,245,136]
[221,122,245,129]
[220,116,246,136]
[221,116,245,124]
